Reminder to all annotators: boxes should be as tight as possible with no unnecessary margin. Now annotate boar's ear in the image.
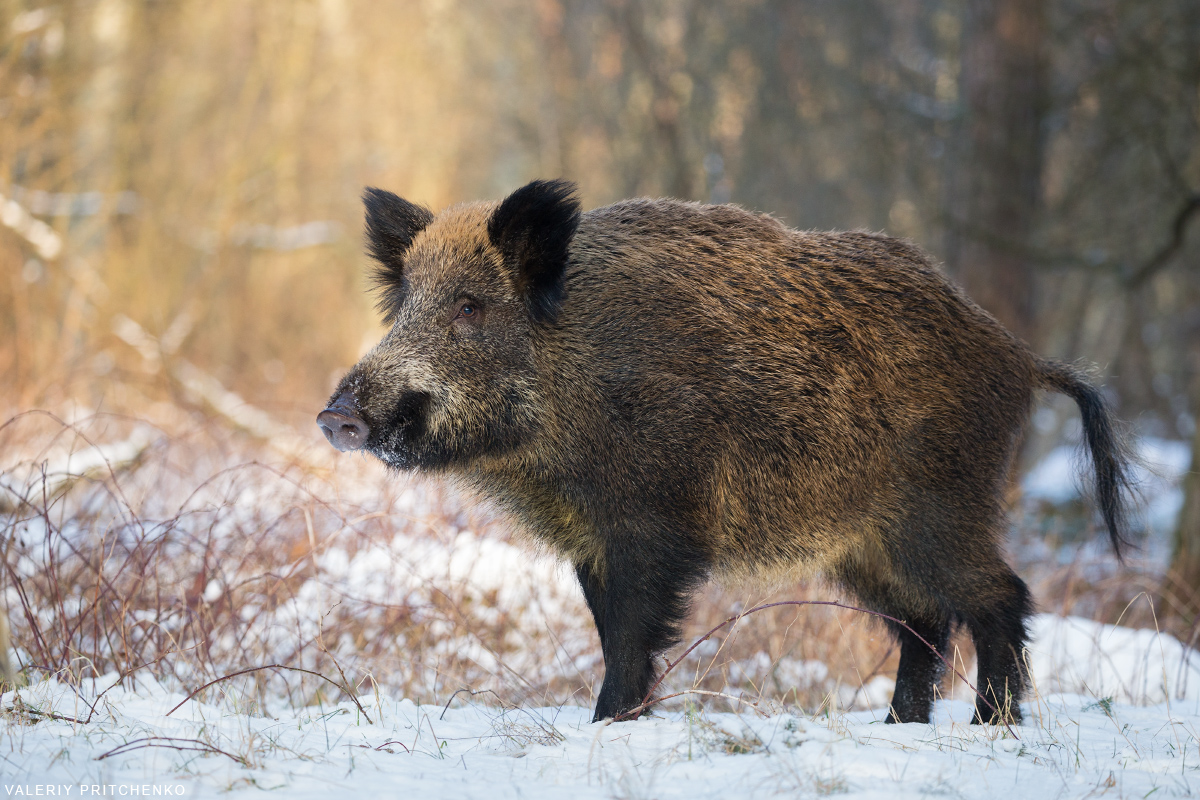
[363,187,435,322]
[487,179,581,324]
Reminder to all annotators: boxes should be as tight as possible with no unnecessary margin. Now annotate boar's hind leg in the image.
[577,536,707,723]
[885,615,951,724]
[962,566,1032,726]
[834,558,950,724]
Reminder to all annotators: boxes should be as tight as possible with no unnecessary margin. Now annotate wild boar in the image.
[317,179,1131,725]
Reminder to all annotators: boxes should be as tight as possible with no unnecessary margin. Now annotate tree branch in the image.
[1126,193,1200,288]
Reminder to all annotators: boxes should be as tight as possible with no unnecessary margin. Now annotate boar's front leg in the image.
[576,534,707,722]
[574,561,607,645]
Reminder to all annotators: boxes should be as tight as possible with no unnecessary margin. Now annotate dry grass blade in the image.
[95,736,249,767]
[440,686,513,720]
[359,739,411,753]
[166,664,372,723]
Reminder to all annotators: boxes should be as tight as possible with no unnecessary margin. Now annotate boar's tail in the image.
[1036,358,1134,560]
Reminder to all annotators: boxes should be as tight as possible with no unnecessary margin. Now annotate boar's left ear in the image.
[487,179,581,324]
[364,187,435,322]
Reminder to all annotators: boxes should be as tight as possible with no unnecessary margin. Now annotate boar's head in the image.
[317,179,580,471]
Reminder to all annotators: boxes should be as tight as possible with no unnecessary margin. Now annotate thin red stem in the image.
[614,599,1018,740]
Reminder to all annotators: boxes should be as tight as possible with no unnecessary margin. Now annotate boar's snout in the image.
[317,392,370,452]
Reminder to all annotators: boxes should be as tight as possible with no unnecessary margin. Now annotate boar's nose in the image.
[317,393,370,452]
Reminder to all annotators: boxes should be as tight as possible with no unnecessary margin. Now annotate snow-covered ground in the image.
[1,410,1196,797]
[4,613,1199,798]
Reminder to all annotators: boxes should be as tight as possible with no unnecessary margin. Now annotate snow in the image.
[2,415,1197,797]
[4,615,1198,798]
[1022,437,1192,535]
[1027,614,1200,704]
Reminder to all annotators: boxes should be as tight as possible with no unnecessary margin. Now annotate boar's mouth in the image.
[370,389,433,465]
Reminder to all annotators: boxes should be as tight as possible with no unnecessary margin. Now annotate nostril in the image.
[316,405,370,452]
[339,418,367,441]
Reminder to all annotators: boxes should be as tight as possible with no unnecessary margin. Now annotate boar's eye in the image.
[453,300,483,324]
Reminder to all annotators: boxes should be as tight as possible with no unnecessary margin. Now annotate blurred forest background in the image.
[1,0,1198,624]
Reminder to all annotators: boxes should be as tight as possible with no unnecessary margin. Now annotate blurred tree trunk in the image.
[946,0,1047,344]
[1166,332,1200,628]
[59,0,132,371]
[614,0,695,199]
[1170,425,1200,621]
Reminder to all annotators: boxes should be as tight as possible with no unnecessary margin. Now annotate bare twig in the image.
[440,686,513,720]
[96,736,249,766]
[165,664,372,723]
[615,688,768,721]
[613,599,1020,739]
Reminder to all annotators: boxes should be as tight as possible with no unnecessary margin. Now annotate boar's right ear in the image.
[363,187,435,322]
[487,179,581,324]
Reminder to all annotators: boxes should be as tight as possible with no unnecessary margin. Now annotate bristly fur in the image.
[486,179,581,324]
[363,187,435,323]
[328,180,1136,727]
